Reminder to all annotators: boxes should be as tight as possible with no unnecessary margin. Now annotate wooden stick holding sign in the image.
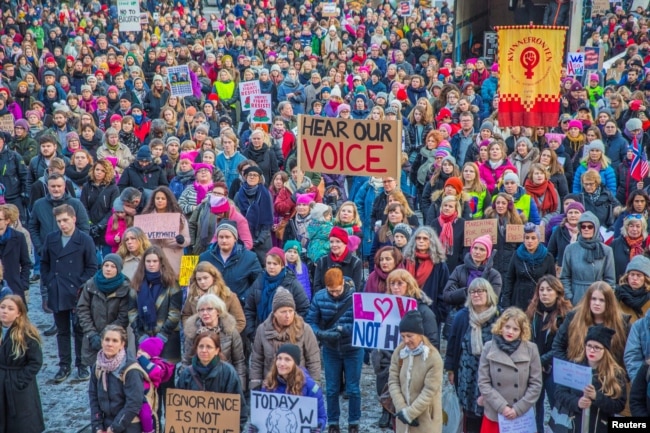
[166,388,241,433]
[297,115,402,180]
[133,213,181,240]
[463,219,497,247]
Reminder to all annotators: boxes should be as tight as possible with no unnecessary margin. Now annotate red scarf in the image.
[625,236,645,260]
[524,179,558,215]
[330,248,349,263]
[406,251,435,287]
[438,211,457,254]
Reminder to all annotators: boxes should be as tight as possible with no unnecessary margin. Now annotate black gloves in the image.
[175,234,185,245]
[90,334,102,351]
[396,410,419,426]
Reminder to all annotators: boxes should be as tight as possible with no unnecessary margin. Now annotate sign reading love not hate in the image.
[353,293,417,350]
[297,115,402,179]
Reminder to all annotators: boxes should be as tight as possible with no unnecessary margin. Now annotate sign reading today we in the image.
[352,293,417,350]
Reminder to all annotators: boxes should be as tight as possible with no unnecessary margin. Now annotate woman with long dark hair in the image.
[525,276,572,433]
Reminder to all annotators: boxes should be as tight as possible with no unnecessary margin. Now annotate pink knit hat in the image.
[471,234,493,257]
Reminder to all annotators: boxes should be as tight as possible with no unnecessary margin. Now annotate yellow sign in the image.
[179,255,199,286]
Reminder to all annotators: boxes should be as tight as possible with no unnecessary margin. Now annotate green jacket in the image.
[10,135,38,165]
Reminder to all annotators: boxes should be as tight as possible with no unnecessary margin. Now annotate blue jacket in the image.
[481,76,498,116]
[277,81,306,114]
[260,368,327,431]
[217,151,247,189]
[199,243,263,306]
[354,180,381,257]
[624,309,650,380]
[603,131,629,173]
[573,162,617,194]
[306,278,355,352]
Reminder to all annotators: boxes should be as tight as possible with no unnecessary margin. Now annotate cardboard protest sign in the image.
[0,114,14,135]
[166,388,241,433]
[250,94,273,124]
[167,65,193,97]
[591,0,610,16]
[566,52,585,77]
[179,255,199,286]
[133,213,180,240]
[239,80,261,111]
[463,219,498,247]
[505,224,545,242]
[250,391,318,433]
[322,2,337,16]
[398,0,412,16]
[353,293,417,350]
[297,115,402,179]
[117,0,141,31]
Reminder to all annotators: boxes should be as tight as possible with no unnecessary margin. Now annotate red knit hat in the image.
[266,247,286,263]
[444,177,463,195]
[330,226,349,244]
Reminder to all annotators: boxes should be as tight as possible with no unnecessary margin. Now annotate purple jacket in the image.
[288,262,312,300]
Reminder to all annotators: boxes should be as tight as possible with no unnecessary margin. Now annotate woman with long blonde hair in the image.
[552,282,629,366]
[181,261,245,332]
[462,162,491,219]
[0,295,44,432]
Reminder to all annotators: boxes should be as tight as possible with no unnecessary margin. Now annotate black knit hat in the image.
[277,343,301,365]
[585,325,616,351]
[399,310,424,335]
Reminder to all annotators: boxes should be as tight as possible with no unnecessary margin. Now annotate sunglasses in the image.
[580,224,595,230]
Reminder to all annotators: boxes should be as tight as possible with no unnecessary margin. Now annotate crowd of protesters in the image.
[4,0,650,433]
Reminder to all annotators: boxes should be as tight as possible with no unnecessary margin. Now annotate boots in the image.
[378,409,392,428]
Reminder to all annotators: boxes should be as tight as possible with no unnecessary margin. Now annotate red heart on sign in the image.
[373,298,393,321]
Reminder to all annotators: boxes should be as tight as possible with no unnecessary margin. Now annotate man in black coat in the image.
[0,133,28,223]
[0,205,31,303]
[40,204,97,383]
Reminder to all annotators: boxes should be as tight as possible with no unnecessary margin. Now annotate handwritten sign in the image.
[591,0,610,16]
[166,388,240,433]
[298,115,401,178]
[353,293,417,350]
[322,2,337,16]
[179,255,199,286]
[498,408,536,433]
[398,0,413,16]
[566,52,585,77]
[0,114,14,135]
[464,219,498,247]
[250,94,273,124]
[239,80,261,111]
[505,224,545,243]
[553,358,593,391]
[167,65,193,97]
[117,0,141,32]
[250,391,318,433]
[584,47,602,72]
[133,213,180,240]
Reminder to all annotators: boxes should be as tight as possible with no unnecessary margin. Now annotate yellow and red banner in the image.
[496,26,568,127]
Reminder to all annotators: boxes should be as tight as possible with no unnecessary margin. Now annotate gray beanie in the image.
[480,121,494,132]
[393,223,412,241]
[103,253,123,274]
[626,255,650,278]
[310,203,332,221]
[626,117,643,131]
[272,287,295,313]
[216,219,239,240]
[503,172,520,185]
[588,139,605,153]
[441,154,457,166]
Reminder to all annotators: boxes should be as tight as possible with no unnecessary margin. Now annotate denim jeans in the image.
[322,346,364,426]
[535,371,555,433]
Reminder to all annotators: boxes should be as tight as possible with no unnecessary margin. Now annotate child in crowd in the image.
[136,337,175,433]
[284,240,312,299]
[307,203,333,263]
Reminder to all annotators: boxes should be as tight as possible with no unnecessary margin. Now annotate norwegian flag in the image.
[630,136,649,182]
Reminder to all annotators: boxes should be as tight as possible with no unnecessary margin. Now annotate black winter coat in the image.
[0,228,31,302]
[443,253,502,306]
[630,362,650,417]
[89,357,144,433]
[77,276,131,366]
[243,268,311,340]
[547,225,573,265]
[29,194,90,252]
[80,180,120,245]
[491,222,521,275]
[241,145,279,187]
[0,146,27,200]
[501,249,555,310]
[0,327,44,433]
[117,162,169,192]
[313,250,363,293]
[432,217,467,272]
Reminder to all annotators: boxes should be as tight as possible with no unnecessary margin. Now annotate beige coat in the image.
[388,342,443,433]
[249,315,321,390]
[181,291,246,334]
[149,212,190,277]
[477,340,543,422]
[183,312,247,389]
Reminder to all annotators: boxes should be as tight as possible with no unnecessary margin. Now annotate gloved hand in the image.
[317,330,341,342]
[247,425,259,433]
[90,334,102,351]
[175,234,185,245]
[89,225,100,238]
[396,410,418,426]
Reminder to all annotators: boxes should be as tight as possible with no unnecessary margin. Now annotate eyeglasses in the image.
[469,289,487,295]
[586,344,604,352]
[580,224,595,230]
[211,191,226,196]
[415,236,429,240]
[198,307,215,314]
[382,179,395,183]
[582,182,596,187]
